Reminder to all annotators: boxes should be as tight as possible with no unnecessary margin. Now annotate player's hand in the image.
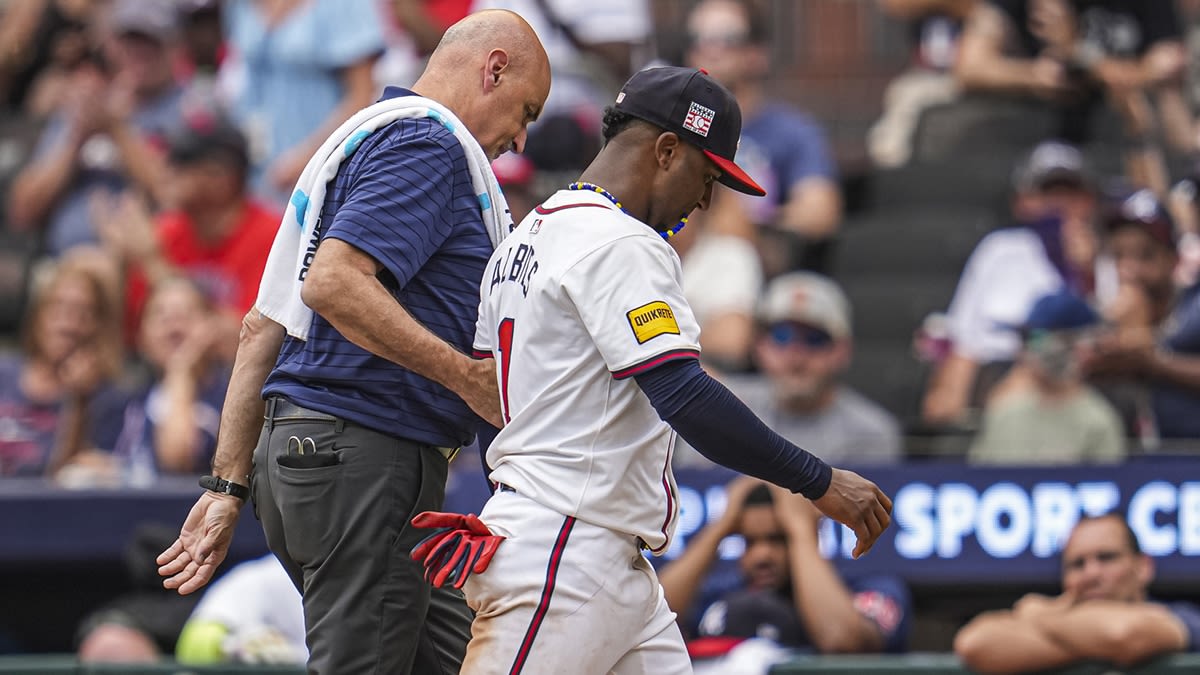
[157,491,243,595]
[410,511,504,589]
[812,468,892,559]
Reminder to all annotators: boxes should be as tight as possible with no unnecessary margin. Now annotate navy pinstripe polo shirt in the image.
[263,87,492,448]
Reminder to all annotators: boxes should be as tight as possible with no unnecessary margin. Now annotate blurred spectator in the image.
[175,554,305,666]
[676,272,901,468]
[684,0,842,274]
[1166,170,1200,288]
[955,0,1191,194]
[105,276,229,480]
[95,115,276,359]
[0,252,126,478]
[922,140,1106,426]
[869,0,976,167]
[177,0,224,81]
[7,0,185,257]
[374,1,471,88]
[660,478,910,660]
[954,512,1200,672]
[0,0,96,115]
[671,188,762,373]
[76,524,199,664]
[968,290,1126,464]
[1083,188,1200,442]
[220,0,386,206]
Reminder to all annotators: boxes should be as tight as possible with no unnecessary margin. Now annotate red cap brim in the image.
[705,150,766,197]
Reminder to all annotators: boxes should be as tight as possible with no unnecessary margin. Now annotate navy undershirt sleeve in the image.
[634,358,833,499]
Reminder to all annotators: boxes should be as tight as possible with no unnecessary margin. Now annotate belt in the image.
[265,397,460,462]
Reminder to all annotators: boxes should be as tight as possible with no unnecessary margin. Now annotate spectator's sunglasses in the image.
[766,322,834,349]
[688,30,750,50]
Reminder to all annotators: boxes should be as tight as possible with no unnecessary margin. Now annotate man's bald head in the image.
[412,10,551,160]
[428,10,548,79]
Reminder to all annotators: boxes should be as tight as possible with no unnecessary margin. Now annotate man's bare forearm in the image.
[302,239,475,396]
[1035,603,1189,666]
[211,309,285,482]
[954,612,1077,673]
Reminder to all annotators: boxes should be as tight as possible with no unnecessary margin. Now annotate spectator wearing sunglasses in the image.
[675,272,902,467]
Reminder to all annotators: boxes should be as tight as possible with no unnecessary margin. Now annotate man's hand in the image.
[1015,590,1078,624]
[813,468,892,559]
[460,357,504,428]
[715,475,764,536]
[157,491,243,595]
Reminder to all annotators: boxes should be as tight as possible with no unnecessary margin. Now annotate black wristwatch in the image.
[199,475,251,501]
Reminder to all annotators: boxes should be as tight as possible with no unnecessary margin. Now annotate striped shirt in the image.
[263,87,492,447]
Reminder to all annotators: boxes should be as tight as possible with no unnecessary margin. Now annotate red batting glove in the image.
[410,511,503,589]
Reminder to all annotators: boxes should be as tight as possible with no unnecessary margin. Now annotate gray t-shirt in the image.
[968,386,1126,465]
[673,376,904,468]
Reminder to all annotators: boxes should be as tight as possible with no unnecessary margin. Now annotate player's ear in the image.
[655,132,681,171]
[484,49,510,92]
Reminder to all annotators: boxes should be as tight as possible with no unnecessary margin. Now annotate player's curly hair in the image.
[601,107,643,144]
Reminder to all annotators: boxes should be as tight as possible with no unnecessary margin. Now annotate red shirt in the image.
[126,201,280,330]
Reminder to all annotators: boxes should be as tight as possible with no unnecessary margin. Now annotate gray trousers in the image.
[250,397,473,675]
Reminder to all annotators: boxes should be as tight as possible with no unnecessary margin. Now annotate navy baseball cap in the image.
[1022,291,1099,334]
[614,66,766,197]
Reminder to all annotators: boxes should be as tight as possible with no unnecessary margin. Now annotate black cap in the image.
[1102,188,1177,252]
[167,115,249,171]
[614,66,766,197]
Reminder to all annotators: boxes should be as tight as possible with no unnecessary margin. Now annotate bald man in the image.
[156,11,551,674]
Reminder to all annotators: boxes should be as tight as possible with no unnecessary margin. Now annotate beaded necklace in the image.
[567,182,688,239]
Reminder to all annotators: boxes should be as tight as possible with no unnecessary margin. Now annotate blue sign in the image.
[445,459,1200,586]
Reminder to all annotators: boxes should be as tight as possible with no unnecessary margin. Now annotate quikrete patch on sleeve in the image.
[626,301,681,344]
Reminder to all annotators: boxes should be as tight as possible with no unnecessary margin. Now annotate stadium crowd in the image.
[1,0,1199,672]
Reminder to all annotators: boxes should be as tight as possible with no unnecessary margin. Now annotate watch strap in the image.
[199,475,251,501]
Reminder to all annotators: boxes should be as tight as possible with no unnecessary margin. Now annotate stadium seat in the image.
[834,206,995,279]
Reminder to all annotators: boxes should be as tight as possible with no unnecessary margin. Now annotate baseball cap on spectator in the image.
[688,589,805,659]
[614,66,766,196]
[1012,140,1093,193]
[167,115,250,172]
[758,272,851,341]
[111,0,179,42]
[1020,291,1099,335]
[1101,188,1177,252]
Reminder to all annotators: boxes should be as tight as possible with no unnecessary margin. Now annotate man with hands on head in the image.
[155,9,550,675]
[955,513,1200,673]
[661,476,910,656]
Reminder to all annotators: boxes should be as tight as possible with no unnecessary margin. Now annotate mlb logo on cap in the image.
[684,102,715,137]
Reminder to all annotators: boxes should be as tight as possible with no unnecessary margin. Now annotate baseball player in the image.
[412,66,892,674]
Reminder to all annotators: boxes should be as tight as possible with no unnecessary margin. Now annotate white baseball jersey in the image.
[473,188,702,552]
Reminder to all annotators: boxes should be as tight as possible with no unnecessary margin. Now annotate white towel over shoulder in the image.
[254,95,513,340]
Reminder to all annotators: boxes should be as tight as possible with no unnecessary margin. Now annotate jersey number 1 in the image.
[497,318,514,423]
